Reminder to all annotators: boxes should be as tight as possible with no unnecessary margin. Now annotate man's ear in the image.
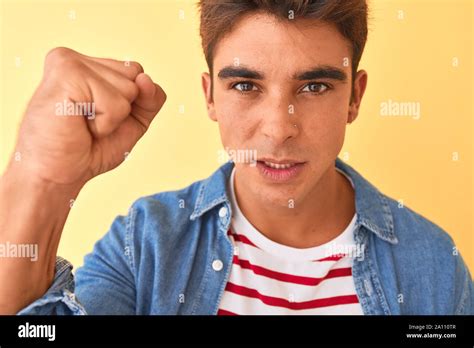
[348,70,368,124]
[201,72,217,122]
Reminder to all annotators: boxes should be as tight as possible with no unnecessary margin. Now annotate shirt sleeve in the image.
[17,256,87,315]
[74,211,137,315]
[17,207,137,315]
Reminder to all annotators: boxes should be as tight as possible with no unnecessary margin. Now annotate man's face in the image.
[202,12,367,208]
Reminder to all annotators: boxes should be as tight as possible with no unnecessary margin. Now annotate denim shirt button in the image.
[212,259,223,271]
[218,207,228,218]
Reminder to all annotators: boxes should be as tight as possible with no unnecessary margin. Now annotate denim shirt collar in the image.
[190,158,398,245]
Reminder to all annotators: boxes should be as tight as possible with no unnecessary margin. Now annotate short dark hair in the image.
[198,0,368,80]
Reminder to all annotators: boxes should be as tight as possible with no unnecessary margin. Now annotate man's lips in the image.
[256,157,306,169]
[256,159,306,182]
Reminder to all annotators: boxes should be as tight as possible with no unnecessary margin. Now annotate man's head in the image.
[199,0,368,209]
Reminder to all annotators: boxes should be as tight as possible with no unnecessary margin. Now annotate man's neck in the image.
[233,165,356,248]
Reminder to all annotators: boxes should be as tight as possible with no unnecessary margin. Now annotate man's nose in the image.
[259,92,299,144]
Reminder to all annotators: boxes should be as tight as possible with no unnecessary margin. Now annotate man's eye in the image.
[232,82,257,93]
[301,82,330,94]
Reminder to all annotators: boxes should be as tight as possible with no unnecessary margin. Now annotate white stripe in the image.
[232,241,354,278]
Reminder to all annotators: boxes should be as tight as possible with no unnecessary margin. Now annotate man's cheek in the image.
[218,120,243,150]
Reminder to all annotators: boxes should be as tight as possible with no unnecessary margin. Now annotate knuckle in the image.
[45,47,73,64]
[128,61,144,75]
[44,47,83,75]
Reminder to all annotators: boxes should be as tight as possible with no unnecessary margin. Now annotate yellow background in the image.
[1,0,473,272]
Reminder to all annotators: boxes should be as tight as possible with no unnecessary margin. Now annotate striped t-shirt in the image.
[217,167,363,315]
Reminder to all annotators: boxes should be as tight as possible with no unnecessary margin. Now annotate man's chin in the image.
[250,182,305,208]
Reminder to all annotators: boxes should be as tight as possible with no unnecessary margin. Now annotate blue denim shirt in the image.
[18,158,473,315]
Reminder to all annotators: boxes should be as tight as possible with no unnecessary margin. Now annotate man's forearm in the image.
[0,162,83,314]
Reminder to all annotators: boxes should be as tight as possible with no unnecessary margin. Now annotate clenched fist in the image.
[14,47,167,185]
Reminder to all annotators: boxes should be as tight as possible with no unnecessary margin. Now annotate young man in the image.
[0,0,472,315]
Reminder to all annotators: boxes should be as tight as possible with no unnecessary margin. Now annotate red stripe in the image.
[225,282,359,310]
[228,229,259,249]
[217,308,238,315]
[233,255,352,286]
[313,254,346,262]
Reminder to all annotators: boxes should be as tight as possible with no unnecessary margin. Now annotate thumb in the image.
[131,73,167,129]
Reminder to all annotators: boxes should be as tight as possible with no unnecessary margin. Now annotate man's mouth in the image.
[262,161,298,169]
[256,158,306,182]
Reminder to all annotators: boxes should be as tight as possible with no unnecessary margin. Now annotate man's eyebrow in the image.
[217,65,264,80]
[294,65,348,82]
[216,64,348,82]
